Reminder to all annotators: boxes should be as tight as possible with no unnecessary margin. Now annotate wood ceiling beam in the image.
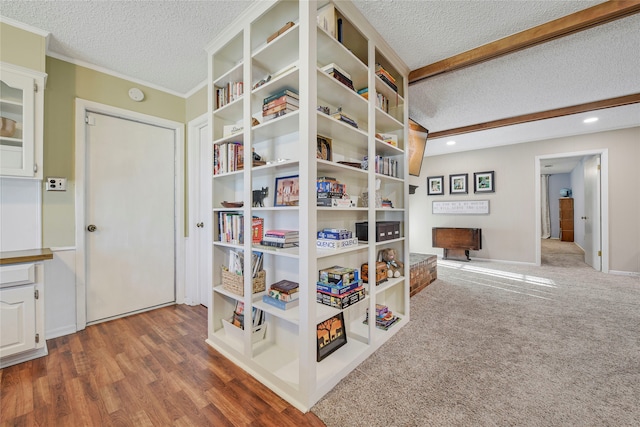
[409,1,640,84]
[429,93,640,139]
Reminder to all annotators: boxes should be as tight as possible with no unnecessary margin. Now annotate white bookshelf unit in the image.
[205,0,410,411]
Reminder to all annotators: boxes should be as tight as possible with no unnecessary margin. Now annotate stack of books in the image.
[317,266,365,309]
[262,279,299,310]
[262,89,299,122]
[364,304,400,330]
[261,229,299,248]
[316,228,358,251]
[321,63,355,91]
[375,64,397,93]
[317,176,349,207]
[331,107,358,128]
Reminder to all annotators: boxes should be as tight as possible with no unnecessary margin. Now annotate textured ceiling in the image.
[1,0,638,152]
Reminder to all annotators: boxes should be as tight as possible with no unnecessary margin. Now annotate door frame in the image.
[534,149,609,272]
[185,112,209,306]
[74,99,185,330]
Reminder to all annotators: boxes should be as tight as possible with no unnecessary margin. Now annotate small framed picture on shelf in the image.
[474,171,495,193]
[427,176,444,195]
[449,173,468,195]
[317,135,332,161]
[274,174,300,207]
[317,312,347,362]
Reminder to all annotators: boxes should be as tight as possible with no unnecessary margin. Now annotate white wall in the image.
[409,127,640,273]
[44,247,77,338]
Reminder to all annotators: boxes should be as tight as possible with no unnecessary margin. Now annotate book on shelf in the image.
[377,133,398,147]
[316,237,358,250]
[216,81,243,109]
[218,212,244,244]
[262,294,300,310]
[232,300,265,329]
[364,305,401,330]
[263,108,296,122]
[325,69,355,91]
[270,279,299,294]
[375,63,396,83]
[321,63,351,80]
[267,21,295,43]
[317,3,337,39]
[268,288,299,302]
[263,89,299,105]
[263,95,300,111]
[331,110,358,128]
[263,103,299,117]
[252,217,264,244]
[260,240,298,248]
[264,229,299,237]
[317,229,352,240]
[214,142,244,175]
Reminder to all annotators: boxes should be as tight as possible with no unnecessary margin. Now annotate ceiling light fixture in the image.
[446,140,456,146]
[583,117,598,123]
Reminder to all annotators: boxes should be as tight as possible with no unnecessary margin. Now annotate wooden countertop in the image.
[0,248,53,265]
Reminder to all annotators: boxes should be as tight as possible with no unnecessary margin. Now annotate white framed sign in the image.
[432,200,489,215]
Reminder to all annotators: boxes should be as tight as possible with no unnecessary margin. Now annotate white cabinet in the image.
[0,63,46,179]
[0,262,47,367]
[206,0,409,411]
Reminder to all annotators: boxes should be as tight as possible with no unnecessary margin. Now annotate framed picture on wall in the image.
[427,176,444,195]
[449,173,468,195]
[474,171,495,193]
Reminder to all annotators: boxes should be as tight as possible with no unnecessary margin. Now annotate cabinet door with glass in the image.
[0,65,44,178]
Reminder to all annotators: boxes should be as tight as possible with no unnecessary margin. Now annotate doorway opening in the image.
[535,149,609,272]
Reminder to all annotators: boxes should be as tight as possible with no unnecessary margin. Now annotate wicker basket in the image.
[221,268,266,296]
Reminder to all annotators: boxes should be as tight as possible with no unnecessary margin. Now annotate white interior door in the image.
[85,112,176,323]
[583,155,601,271]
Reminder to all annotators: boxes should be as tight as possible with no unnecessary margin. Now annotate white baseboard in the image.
[46,325,77,340]
[609,270,640,277]
[0,345,48,369]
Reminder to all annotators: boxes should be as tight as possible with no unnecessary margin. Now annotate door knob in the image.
[196,222,204,228]
[87,224,97,232]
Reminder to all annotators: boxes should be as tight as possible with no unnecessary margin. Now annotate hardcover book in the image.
[262,294,299,310]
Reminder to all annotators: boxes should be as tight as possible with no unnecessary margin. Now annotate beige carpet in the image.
[541,238,586,267]
[312,255,640,426]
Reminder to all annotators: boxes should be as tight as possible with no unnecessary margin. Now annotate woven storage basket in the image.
[222,269,266,296]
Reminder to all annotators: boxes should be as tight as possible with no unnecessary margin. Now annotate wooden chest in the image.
[361,262,388,284]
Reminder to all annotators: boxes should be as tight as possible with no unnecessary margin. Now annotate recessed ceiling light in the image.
[583,117,599,123]
[446,140,456,146]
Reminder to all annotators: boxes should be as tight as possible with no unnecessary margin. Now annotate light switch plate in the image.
[46,177,67,191]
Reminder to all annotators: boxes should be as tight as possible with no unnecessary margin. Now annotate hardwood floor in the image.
[0,304,326,427]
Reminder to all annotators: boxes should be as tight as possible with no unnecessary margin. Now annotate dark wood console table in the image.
[432,227,481,261]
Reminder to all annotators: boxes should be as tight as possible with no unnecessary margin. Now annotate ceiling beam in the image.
[409,1,640,84]
[429,93,640,139]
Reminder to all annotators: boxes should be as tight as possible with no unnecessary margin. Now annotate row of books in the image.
[213,141,243,175]
[216,81,243,109]
[227,250,264,279]
[261,229,299,248]
[364,304,400,330]
[232,300,264,330]
[362,155,400,178]
[263,89,299,122]
[357,88,393,114]
[262,279,299,310]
